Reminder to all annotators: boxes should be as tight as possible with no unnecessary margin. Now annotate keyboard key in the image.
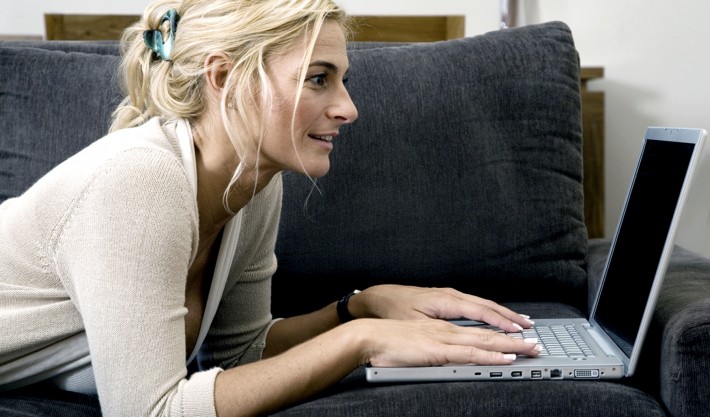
[506,325,595,358]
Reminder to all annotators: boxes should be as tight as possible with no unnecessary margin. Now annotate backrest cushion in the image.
[272,22,588,316]
[0,42,121,202]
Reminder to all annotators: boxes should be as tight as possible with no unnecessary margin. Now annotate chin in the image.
[305,167,330,178]
[301,161,331,178]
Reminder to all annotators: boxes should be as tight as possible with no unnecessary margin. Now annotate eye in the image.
[307,73,328,88]
[342,76,349,85]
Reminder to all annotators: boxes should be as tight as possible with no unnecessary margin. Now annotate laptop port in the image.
[531,370,542,379]
[490,372,503,378]
[574,369,600,379]
[511,371,523,378]
[550,369,562,379]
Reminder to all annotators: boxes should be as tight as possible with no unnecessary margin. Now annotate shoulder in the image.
[91,147,191,206]
[51,120,199,255]
[91,117,179,157]
[6,118,197,244]
[52,145,199,272]
[74,120,193,208]
[76,118,189,196]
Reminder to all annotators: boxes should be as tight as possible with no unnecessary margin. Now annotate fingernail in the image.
[535,344,543,352]
[512,323,524,331]
[519,314,535,324]
[503,354,517,361]
[523,338,539,344]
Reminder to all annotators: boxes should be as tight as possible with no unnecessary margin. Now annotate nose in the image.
[328,86,358,125]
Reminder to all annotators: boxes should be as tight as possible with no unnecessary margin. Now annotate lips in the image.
[309,134,333,143]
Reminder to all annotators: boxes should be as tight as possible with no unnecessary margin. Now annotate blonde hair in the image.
[111,0,348,211]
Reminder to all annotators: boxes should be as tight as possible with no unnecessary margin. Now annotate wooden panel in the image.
[45,14,139,40]
[44,14,464,42]
[350,16,465,42]
[0,35,43,41]
[580,67,605,238]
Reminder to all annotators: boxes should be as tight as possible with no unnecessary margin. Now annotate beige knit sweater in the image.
[0,118,282,416]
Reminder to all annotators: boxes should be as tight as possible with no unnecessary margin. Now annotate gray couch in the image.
[1,21,709,417]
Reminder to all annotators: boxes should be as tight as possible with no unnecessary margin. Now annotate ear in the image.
[203,52,233,102]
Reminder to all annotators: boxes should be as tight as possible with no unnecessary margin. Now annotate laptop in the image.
[367,127,707,382]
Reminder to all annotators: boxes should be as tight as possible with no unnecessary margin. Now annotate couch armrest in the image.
[655,245,710,417]
[587,238,710,417]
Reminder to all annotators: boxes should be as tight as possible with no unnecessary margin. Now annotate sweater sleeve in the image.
[51,148,218,417]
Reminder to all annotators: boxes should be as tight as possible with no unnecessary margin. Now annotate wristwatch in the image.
[336,289,361,323]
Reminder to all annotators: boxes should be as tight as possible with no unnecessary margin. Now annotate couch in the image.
[1,21,709,417]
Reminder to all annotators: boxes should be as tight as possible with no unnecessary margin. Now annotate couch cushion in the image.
[273,21,588,316]
[0,44,121,202]
[273,369,666,417]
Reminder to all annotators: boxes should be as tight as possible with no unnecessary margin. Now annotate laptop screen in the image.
[593,138,696,357]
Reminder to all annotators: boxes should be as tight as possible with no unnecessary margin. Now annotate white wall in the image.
[0,0,504,39]
[526,0,710,258]
[3,0,710,257]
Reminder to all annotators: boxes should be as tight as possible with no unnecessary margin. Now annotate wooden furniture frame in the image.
[580,68,605,238]
[349,16,464,42]
[45,14,139,41]
[44,14,465,42]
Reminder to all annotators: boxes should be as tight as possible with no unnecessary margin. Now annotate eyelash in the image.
[306,73,350,88]
[308,73,328,87]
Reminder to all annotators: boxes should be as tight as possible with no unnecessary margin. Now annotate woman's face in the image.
[259,20,358,178]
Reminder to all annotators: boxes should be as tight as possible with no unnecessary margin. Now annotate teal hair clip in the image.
[143,9,180,61]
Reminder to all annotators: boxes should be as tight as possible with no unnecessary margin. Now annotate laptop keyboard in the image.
[507,324,597,358]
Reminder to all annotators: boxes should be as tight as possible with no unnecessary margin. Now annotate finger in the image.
[446,345,519,366]
[365,320,540,368]
[371,331,536,367]
[445,336,540,366]
[449,293,536,332]
[432,323,540,358]
[454,327,541,356]
[476,305,535,333]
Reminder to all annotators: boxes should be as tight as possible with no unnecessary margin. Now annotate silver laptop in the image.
[367,127,706,382]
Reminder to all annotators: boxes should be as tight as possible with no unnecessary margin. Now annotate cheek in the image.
[291,98,321,132]
[267,93,297,131]
[261,102,299,153]
[264,89,321,146]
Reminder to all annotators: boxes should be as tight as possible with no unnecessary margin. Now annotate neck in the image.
[190,122,278,240]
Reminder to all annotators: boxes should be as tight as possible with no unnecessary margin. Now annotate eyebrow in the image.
[309,60,347,74]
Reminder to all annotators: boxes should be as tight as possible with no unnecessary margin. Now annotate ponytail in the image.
[110,0,199,132]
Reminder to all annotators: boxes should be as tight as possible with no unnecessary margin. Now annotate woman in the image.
[0,0,540,415]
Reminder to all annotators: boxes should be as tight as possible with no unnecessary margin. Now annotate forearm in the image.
[218,310,542,416]
[215,321,363,417]
[262,284,535,359]
[263,301,342,358]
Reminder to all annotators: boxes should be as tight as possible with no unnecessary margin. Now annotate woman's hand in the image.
[349,285,535,333]
[230,286,541,416]
[352,317,540,367]
[217,315,539,417]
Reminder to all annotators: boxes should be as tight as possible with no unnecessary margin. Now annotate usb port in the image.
[531,370,542,379]
[511,371,523,378]
[490,372,503,378]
